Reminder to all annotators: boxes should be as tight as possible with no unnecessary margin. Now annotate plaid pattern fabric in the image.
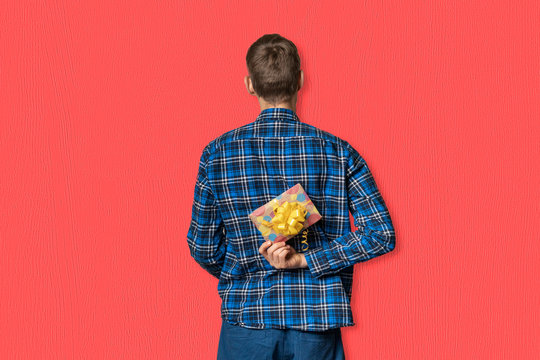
[187,107,396,331]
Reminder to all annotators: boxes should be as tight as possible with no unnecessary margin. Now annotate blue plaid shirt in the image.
[187,107,396,331]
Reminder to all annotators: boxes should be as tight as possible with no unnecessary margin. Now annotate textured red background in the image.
[1,1,538,359]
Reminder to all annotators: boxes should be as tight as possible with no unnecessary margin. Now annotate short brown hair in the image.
[246,34,301,104]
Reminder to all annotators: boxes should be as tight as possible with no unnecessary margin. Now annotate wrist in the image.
[299,253,308,268]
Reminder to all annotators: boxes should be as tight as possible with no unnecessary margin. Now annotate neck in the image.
[258,95,297,113]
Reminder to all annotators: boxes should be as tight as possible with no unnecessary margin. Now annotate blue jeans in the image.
[217,319,346,360]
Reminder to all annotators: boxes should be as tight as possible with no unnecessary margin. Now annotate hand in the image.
[259,240,307,270]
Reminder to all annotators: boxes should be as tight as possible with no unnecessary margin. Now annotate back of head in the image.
[246,34,301,104]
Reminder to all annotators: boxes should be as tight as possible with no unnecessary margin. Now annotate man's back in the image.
[187,107,395,331]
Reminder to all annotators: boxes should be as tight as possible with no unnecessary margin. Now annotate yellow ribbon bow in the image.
[261,200,307,236]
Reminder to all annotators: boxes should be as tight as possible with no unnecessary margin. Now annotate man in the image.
[187,33,396,360]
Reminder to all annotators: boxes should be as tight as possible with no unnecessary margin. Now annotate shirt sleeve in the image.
[187,146,227,279]
[304,144,396,279]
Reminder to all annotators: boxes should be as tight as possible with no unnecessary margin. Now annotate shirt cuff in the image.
[304,246,332,279]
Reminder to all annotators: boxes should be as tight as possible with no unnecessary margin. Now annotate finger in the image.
[273,246,288,257]
[276,249,292,268]
[268,241,287,255]
[278,248,290,262]
[284,244,295,254]
[268,241,287,252]
[273,247,290,263]
[259,240,273,254]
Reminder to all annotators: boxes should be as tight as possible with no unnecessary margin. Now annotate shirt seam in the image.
[205,135,350,169]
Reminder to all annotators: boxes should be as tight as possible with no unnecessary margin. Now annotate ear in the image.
[297,70,304,91]
[244,75,256,95]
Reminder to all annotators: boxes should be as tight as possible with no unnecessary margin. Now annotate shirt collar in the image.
[254,107,300,123]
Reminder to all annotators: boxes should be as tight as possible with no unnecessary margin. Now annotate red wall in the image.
[1,1,538,358]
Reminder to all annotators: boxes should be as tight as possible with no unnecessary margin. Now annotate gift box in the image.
[249,183,322,243]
